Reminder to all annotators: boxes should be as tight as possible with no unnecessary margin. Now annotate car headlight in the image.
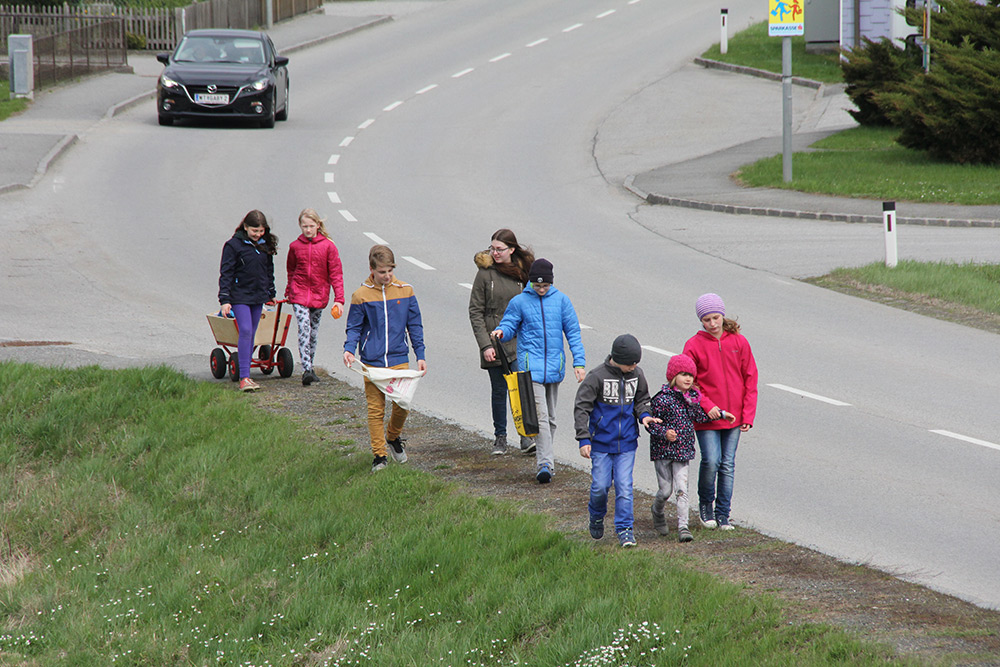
[160,74,180,89]
[251,78,269,91]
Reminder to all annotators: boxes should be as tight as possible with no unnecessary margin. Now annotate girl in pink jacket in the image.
[285,209,345,386]
[681,293,758,531]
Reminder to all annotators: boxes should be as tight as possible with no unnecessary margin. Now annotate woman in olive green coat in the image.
[468,229,535,455]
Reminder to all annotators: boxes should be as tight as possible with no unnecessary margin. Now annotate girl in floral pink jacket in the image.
[285,209,344,386]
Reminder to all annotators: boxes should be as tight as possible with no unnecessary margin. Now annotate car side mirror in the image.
[274,55,289,67]
[156,53,170,65]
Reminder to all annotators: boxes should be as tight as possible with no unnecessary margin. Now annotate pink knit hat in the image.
[666,354,697,382]
[695,293,725,320]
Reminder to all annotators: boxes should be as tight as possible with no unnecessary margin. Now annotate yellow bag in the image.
[494,340,538,438]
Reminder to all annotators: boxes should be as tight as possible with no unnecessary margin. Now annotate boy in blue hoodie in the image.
[574,334,658,548]
[343,245,426,473]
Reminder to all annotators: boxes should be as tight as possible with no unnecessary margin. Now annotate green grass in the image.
[0,362,902,666]
[0,81,29,121]
[822,260,1000,314]
[701,20,844,84]
[736,126,1000,204]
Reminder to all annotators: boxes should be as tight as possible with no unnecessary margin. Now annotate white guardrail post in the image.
[883,201,898,268]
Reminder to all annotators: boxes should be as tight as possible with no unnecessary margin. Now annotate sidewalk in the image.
[0,8,391,195]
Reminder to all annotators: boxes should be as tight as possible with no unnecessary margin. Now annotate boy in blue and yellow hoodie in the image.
[574,334,658,548]
[343,245,426,472]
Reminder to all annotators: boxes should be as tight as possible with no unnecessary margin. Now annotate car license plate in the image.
[195,93,229,105]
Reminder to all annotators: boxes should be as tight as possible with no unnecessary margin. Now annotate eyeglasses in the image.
[488,246,511,255]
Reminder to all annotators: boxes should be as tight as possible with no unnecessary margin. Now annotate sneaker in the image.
[386,436,408,463]
[371,455,387,472]
[617,528,637,548]
[699,502,717,529]
[521,438,536,454]
[678,526,694,543]
[302,370,318,386]
[650,505,668,536]
[491,435,507,456]
[717,516,734,531]
[239,378,259,392]
[589,518,604,540]
[536,465,552,484]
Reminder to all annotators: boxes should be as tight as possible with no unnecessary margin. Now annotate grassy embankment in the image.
[702,21,1000,316]
[0,81,29,121]
[0,362,900,666]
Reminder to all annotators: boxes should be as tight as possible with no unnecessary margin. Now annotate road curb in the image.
[280,15,393,55]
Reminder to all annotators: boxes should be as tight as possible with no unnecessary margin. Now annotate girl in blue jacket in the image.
[219,210,277,392]
[492,258,585,484]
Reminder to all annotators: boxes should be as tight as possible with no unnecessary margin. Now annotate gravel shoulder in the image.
[253,372,1000,666]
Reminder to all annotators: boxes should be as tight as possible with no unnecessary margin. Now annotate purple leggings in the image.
[232,303,263,379]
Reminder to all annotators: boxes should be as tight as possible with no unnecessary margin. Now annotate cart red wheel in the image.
[277,347,294,378]
[257,345,271,361]
[210,348,227,379]
[228,351,240,382]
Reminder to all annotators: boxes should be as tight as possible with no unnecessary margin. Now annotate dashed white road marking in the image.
[339,137,354,147]
[416,84,438,94]
[339,210,357,222]
[628,0,641,4]
[579,323,593,330]
[328,154,340,164]
[364,232,387,244]
[641,345,676,357]
[527,38,549,47]
[324,173,335,183]
[489,53,512,62]
[403,256,436,270]
[563,23,583,32]
[596,9,616,18]
[930,430,1000,452]
[768,383,851,406]
[358,118,375,129]
[458,282,474,290]
[452,67,474,78]
[383,101,403,112]
[327,192,341,204]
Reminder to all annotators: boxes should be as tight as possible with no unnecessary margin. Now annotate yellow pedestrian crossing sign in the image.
[769,0,803,36]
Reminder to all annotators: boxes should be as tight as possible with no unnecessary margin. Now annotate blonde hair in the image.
[298,208,331,240]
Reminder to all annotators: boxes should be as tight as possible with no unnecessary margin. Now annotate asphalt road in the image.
[2,0,999,609]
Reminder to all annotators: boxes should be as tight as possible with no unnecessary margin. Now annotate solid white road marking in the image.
[930,430,1000,452]
[365,232,387,244]
[527,38,549,47]
[324,173,335,183]
[416,84,438,94]
[339,210,357,222]
[768,383,851,406]
[339,137,354,147]
[563,23,583,32]
[358,119,375,129]
[403,256,436,270]
[596,10,616,18]
[489,53,512,62]
[452,68,474,78]
[641,345,676,357]
[328,154,340,164]
[327,192,341,204]
[383,101,403,111]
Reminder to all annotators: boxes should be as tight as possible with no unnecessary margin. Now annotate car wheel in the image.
[275,81,288,121]
[158,114,174,126]
[260,92,276,128]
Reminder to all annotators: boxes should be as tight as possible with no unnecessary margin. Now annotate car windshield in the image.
[175,36,265,65]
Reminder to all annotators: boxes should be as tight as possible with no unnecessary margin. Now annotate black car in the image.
[156,29,289,128]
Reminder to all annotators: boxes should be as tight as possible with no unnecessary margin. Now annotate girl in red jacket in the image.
[285,209,345,386]
[681,293,758,531]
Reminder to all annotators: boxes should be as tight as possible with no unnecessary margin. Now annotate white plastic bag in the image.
[350,362,424,410]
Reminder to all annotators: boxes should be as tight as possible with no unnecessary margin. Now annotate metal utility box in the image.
[805,0,841,52]
[8,34,34,99]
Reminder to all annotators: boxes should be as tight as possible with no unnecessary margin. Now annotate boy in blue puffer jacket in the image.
[492,258,586,484]
[574,334,659,548]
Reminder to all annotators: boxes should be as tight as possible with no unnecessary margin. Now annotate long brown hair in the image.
[235,209,278,255]
[722,317,741,334]
[491,228,534,283]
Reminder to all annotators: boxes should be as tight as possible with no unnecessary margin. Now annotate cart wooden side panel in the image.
[207,310,291,347]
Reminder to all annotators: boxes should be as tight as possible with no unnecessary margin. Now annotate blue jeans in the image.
[588,449,636,533]
[487,360,516,437]
[696,427,741,521]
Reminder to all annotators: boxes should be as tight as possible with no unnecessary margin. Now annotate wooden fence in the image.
[1,0,322,53]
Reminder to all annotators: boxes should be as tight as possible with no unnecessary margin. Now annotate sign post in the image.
[768,0,803,183]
